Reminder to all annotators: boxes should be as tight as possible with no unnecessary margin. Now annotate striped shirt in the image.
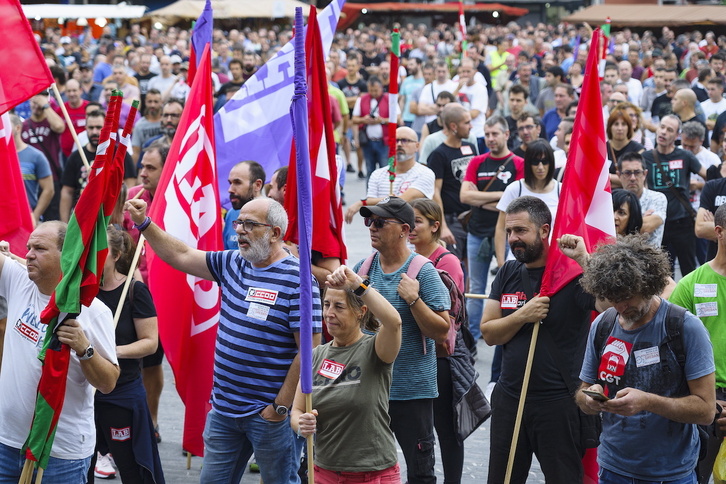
[355,252,450,400]
[207,250,322,417]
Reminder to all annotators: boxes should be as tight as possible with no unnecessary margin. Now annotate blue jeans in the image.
[467,233,494,340]
[0,442,91,484]
[599,468,697,484]
[361,139,389,177]
[199,408,300,484]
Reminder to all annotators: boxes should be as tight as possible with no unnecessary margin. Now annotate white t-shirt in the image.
[366,162,435,199]
[691,147,722,210]
[147,74,177,95]
[496,180,561,261]
[0,260,117,459]
[701,98,726,141]
[458,82,488,139]
[418,80,458,123]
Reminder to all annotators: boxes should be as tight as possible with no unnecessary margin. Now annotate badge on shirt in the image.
[246,287,279,305]
[634,346,660,368]
[695,301,718,318]
[598,337,632,386]
[110,427,131,441]
[460,145,473,156]
[247,302,270,321]
[497,171,512,184]
[318,359,346,380]
[501,294,519,309]
[694,284,717,298]
[668,159,683,170]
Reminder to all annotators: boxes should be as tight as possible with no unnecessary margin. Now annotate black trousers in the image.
[663,217,697,277]
[487,384,584,484]
[389,398,436,484]
[433,358,464,484]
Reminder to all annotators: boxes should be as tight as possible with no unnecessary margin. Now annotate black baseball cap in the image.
[359,196,415,228]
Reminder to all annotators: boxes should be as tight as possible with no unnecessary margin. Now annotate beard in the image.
[239,229,272,264]
[229,188,254,210]
[510,237,544,264]
[396,152,414,162]
[161,124,177,138]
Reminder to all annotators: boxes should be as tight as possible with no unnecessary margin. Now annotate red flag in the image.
[0,112,33,257]
[539,29,616,297]
[147,44,221,458]
[284,6,347,263]
[0,0,54,115]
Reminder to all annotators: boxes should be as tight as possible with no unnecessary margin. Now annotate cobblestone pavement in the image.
[151,166,546,483]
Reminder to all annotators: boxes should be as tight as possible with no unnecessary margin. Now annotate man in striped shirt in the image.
[126,197,322,484]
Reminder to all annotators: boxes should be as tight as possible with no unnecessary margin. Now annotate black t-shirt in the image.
[427,142,476,215]
[135,72,156,96]
[488,261,595,401]
[338,77,367,102]
[651,94,672,121]
[362,52,384,68]
[96,280,157,385]
[699,178,726,260]
[512,146,526,158]
[642,147,702,221]
[466,153,523,237]
[217,80,245,97]
[61,146,136,208]
[607,140,644,173]
[425,119,443,136]
[712,110,726,145]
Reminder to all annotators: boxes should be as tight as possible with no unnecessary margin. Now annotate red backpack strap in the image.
[357,252,377,277]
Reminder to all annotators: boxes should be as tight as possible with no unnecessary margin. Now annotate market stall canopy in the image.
[339,2,528,30]
[564,4,726,27]
[146,0,309,20]
[22,3,147,19]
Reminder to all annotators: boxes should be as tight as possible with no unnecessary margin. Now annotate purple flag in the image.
[188,0,212,85]
[213,0,345,208]
[291,7,314,395]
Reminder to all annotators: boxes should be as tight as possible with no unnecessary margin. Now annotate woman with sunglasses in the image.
[291,265,403,483]
[493,139,561,267]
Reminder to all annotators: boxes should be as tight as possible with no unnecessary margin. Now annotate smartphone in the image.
[582,389,610,402]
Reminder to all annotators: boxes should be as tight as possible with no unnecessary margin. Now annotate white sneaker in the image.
[94,452,117,479]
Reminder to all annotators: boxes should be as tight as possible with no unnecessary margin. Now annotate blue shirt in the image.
[541,108,561,140]
[206,250,322,417]
[18,145,51,209]
[222,208,240,250]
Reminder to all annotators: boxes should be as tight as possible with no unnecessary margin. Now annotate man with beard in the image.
[345,127,434,223]
[223,160,266,249]
[59,110,136,223]
[139,98,183,160]
[217,59,247,101]
[481,196,605,484]
[147,56,177,102]
[512,114,542,158]
[131,89,163,165]
[579,236,715,484]
[125,197,322,484]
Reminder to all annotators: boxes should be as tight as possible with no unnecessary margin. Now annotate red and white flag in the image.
[0,0,54,115]
[147,44,221,457]
[0,112,33,256]
[540,28,615,297]
[284,6,347,263]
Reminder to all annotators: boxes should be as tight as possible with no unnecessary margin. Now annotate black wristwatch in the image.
[78,343,94,361]
[353,278,371,297]
[272,402,288,416]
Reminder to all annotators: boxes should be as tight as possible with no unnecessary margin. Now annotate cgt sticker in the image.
[246,287,279,305]
[598,336,632,387]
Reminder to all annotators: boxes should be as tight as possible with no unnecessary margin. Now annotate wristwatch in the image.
[353,277,371,297]
[78,343,94,361]
[272,402,288,416]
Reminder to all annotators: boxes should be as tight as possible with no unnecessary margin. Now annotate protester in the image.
[223,160,266,250]
[606,109,645,188]
[11,114,54,225]
[125,197,322,483]
[578,235,715,484]
[292,265,402,483]
[612,188,643,236]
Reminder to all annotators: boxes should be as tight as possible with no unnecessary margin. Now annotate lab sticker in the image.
[247,302,270,321]
[634,346,660,367]
[694,284,717,298]
[460,145,473,156]
[318,359,345,380]
[501,294,519,309]
[695,302,718,318]
[668,160,683,170]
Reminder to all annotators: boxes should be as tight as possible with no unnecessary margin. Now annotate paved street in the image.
[150,166,546,483]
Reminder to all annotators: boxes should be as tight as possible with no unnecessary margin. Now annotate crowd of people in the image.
[2,13,726,484]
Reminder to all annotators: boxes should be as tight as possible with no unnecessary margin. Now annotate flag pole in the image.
[112,189,146,327]
[18,459,33,484]
[33,468,43,484]
[306,393,314,484]
[503,321,540,484]
[386,29,400,197]
[50,83,90,171]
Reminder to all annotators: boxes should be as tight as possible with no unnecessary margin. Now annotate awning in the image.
[339,2,529,30]
[563,4,726,27]
[22,4,147,20]
[146,0,309,20]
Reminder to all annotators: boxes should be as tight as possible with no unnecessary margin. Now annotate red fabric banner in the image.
[0,112,33,257]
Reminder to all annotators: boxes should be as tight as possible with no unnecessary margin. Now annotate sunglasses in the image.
[529,158,551,166]
[364,217,404,229]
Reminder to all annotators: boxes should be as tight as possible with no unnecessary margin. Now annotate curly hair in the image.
[580,235,671,302]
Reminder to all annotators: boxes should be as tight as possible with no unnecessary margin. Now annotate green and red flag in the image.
[598,17,611,79]
[386,29,400,195]
[458,0,468,57]
[22,92,136,470]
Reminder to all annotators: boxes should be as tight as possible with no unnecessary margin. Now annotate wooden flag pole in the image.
[112,189,146,328]
[503,321,540,484]
[464,293,489,300]
[33,468,43,484]
[306,393,314,484]
[18,458,33,484]
[50,83,90,170]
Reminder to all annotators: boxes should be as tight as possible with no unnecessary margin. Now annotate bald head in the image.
[441,103,468,128]
[396,126,418,140]
[609,92,627,103]
[675,88,697,108]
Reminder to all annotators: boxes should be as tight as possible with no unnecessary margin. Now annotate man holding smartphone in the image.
[577,235,715,484]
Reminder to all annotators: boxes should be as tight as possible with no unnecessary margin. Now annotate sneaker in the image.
[357,171,365,179]
[249,457,260,473]
[346,164,356,173]
[154,425,161,443]
[94,452,117,479]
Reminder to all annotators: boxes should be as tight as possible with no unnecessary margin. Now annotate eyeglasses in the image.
[529,158,551,166]
[517,125,536,132]
[396,138,416,145]
[364,217,404,229]
[232,219,273,232]
[620,170,644,177]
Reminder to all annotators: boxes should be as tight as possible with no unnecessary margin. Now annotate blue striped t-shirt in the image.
[206,250,322,417]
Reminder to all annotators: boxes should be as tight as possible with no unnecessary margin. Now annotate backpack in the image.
[357,251,467,356]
